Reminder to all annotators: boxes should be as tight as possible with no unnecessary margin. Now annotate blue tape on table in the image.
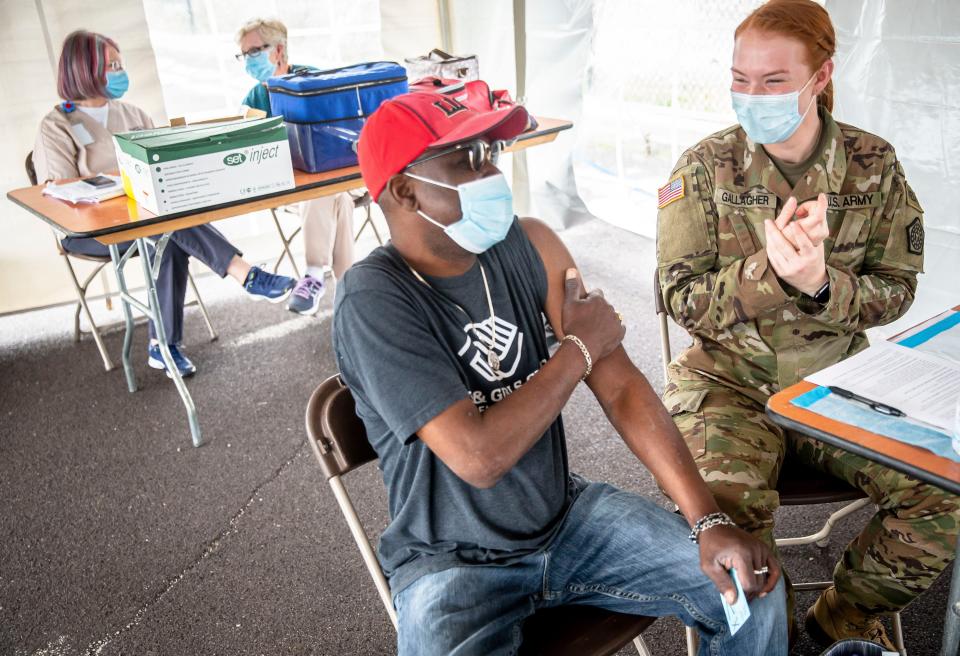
[898,312,960,348]
[791,386,960,463]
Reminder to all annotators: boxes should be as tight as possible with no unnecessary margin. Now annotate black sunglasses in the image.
[406,139,514,172]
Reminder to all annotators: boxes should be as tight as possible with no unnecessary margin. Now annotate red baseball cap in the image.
[358,91,530,201]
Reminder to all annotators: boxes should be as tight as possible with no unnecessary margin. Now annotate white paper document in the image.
[806,340,960,431]
[41,174,124,204]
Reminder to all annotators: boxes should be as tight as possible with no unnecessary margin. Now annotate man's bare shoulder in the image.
[518,216,562,255]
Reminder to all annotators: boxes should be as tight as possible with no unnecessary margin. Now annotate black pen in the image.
[828,386,905,417]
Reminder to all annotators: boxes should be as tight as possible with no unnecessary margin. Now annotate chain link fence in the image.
[575,0,764,237]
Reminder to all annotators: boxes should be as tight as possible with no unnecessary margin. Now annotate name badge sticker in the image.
[70,123,94,146]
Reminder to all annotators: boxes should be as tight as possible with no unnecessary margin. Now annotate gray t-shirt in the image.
[332,219,575,595]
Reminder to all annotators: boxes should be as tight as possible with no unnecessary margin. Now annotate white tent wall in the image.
[378,0,444,64]
[1,0,166,314]
[521,0,595,229]
[827,0,960,335]
[448,0,596,230]
[379,0,594,231]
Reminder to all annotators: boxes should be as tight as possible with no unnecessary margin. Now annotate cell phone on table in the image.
[82,175,115,188]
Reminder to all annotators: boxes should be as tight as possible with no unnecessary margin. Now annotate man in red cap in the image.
[332,92,787,654]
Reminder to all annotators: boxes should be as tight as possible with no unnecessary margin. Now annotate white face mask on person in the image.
[731,72,818,144]
[404,172,515,254]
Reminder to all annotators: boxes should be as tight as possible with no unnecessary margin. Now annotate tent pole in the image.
[437,0,453,52]
[512,0,531,216]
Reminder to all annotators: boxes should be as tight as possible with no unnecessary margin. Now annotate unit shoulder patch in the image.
[906,217,924,255]
[657,176,685,209]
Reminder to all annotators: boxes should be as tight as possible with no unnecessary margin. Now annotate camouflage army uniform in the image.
[656,109,958,617]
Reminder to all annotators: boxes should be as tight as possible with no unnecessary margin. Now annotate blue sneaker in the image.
[287,274,326,315]
[148,343,197,378]
[244,266,295,303]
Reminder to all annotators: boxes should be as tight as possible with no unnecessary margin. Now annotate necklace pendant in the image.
[487,351,501,372]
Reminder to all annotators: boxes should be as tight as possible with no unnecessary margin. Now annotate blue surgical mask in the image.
[731,73,817,144]
[405,172,515,254]
[105,70,129,99]
[245,48,276,83]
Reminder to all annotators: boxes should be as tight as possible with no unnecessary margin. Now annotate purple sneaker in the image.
[287,274,326,315]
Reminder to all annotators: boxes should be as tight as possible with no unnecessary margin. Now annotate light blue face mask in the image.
[404,172,515,254]
[105,70,129,99]
[731,73,817,144]
[245,48,276,83]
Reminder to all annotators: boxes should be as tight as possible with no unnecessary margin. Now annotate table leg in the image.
[108,243,137,393]
[136,236,203,448]
[941,539,960,655]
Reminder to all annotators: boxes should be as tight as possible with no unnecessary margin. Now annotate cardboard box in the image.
[113,116,295,215]
[168,106,266,127]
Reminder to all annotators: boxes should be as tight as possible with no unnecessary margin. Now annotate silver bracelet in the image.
[689,512,736,543]
[562,334,592,381]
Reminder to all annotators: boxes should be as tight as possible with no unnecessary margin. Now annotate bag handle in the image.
[429,48,456,60]
[296,61,398,78]
[428,49,476,63]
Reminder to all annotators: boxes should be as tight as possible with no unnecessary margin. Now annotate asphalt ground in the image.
[0,218,952,655]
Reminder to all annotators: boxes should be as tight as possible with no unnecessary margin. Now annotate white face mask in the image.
[731,72,818,144]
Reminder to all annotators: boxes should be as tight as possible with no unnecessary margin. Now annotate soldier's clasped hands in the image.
[764,193,830,296]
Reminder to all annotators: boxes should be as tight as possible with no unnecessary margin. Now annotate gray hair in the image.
[236,18,288,62]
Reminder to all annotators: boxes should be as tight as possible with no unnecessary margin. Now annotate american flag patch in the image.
[657,176,685,208]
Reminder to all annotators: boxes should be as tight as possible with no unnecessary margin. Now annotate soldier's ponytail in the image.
[735,0,836,112]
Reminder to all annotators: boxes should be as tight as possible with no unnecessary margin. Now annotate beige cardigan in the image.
[33,100,154,183]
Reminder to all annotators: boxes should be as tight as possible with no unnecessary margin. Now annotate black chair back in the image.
[25,151,37,186]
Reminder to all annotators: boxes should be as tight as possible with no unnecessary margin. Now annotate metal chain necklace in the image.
[408,261,502,373]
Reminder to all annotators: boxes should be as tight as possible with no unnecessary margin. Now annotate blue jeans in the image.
[394,482,787,656]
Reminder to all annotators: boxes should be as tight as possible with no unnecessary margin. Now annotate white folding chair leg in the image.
[685,626,698,655]
[657,311,672,381]
[186,271,218,341]
[71,261,104,341]
[61,254,114,371]
[633,634,652,656]
[775,497,872,548]
[891,611,906,655]
[328,476,398,630]
[270,208,302,278]
[354,203,384,246]
[101,268,113,311]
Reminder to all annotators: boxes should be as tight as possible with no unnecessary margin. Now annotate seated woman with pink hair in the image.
[35,30,296,377]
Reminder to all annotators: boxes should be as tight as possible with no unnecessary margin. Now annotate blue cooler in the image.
[267,61,408,172]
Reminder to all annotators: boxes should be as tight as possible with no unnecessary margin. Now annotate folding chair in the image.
[652,270,906,655]
[270,191,384,278]
[269,205,302,278]
[26,152,217,371]
[305,374,657,656]
[352,192,384,246]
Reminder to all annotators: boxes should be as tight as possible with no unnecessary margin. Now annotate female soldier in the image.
[656,0,956,648]
[35,30,296,377]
